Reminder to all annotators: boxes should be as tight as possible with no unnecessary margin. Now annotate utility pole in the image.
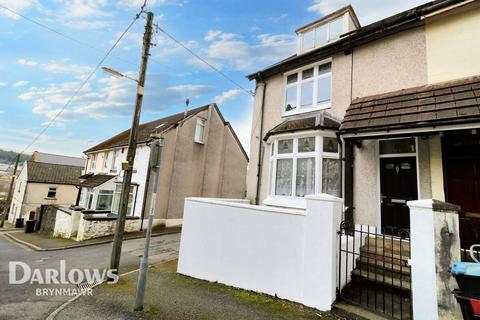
[134,138,163,311]
[110,11,154,275]
[1,154,20,228]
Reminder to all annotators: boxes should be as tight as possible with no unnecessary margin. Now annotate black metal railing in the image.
[461,247,480,262]
[337,222,412,320]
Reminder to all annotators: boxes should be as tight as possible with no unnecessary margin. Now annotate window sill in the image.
[282,103,331,118]
[45,198,57,200]
[262,195,307,210]
[194,140,205,145]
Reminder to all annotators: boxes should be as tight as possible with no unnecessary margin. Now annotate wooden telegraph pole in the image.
[109,11,154,275]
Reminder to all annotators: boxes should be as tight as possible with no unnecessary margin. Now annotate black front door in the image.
[380,157,418,237]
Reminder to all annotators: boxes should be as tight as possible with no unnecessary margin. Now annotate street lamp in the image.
[102,67,139,83]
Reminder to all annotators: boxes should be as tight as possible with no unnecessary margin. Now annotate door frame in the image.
[375,137,420,230]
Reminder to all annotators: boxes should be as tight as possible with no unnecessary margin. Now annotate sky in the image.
[0,0,426,157]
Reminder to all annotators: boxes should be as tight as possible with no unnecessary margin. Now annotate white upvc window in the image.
[90,153,97,170]
[46,187,57,199]
[194,118,206,143]
[284,61,332,116]
[300,15,346,53]
[102,152,109,170]
[267,133,340,208]
[111,150,118,172]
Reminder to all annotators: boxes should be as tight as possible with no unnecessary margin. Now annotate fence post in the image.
[407,199,462,320]
[303,194,343,311]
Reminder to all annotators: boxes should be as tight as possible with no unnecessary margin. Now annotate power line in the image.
[0,3,175,73]
[154,25,254,97]
[18,5,146,155]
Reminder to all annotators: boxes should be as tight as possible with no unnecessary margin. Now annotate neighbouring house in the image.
[8,161,83,223]
[79,103,248,229]
[178,1,480,319]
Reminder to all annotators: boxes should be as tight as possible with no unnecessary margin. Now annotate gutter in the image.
[255,79,267,205]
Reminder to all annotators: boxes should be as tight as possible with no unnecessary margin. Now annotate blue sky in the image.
[0,0,425,157]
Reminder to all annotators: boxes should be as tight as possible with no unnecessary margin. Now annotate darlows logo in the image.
[9,260,119,285]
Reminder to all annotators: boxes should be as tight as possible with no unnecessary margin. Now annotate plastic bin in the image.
[15,218,24,228]
[24,220,36,233]
[452,262,480,299]
[453,289,480,320]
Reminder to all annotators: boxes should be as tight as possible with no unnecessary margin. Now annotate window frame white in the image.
[110,150,118,172]
[194,118,206,144]
[265,131,340,209]
[90,153,97,170]
[102,152,109,170]
[46,187,57,199]
[299,14,347,53]
[283,60,332,117]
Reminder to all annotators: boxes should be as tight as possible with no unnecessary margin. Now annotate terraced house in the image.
[178,0,480,319]
[80,103,248,229]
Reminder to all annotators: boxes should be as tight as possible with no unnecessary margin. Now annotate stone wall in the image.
[76,215,141,241]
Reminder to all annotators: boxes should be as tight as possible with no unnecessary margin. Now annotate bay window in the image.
[111,184,136,216]
[268,134,340,207]
[96,190,114,211]
[284,61,332,115]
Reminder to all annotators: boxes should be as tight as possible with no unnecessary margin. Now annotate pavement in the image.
[0,220,18,232]
[3,227,181,251]
[0,232,181,320]
[53,259,364,320]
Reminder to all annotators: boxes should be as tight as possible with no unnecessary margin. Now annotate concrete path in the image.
[0,232,180,320]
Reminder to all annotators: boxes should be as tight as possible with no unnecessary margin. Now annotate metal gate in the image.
[337,221,412,320]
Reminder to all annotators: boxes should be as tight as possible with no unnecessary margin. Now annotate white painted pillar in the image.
[303,194,343,311]
[408,199,462,320]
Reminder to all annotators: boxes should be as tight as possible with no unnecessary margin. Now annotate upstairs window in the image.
[90,153,97,170]
[102,152,109,170]
[195,118,206,143]
[284,62,332,115]
[111,150,118,172]
[300,15,345,53]
[47,187,57,199]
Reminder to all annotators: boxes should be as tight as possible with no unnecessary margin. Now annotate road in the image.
[0,232,180,320]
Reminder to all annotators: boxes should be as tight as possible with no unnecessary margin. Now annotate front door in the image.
[443,131,480,248]
[380,157,418,237]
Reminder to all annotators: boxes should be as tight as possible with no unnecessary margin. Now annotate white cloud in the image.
[166,84,214,96]
[56,0,109,19]
[0,82,7,87]
[63,20,110,30]
[307,0,426,25]
[269,13,288,23]
[13,80,29,88]
[0,0,38,19]
[191,30,296,72]
[214,89,243,104]
[18,58,38,66]
[42,61,93,74]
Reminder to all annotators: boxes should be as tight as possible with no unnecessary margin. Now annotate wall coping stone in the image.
[407,199,460,213]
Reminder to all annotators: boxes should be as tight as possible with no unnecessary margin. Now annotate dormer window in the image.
[284,61,332,116]
[300,16,345,53]
[296,6,360,54]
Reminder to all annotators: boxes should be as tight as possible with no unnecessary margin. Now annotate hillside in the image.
[0,149,30,164]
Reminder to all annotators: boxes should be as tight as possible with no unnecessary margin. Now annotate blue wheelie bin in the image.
[451,262,480,320]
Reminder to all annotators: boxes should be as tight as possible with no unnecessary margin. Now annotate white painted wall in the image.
[177,195,343,311]
[9,162,28,223]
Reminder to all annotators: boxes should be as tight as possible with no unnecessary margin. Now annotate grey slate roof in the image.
[78,173,115,188]
[264,112,341,140]
[26,161,83,185]
[340,75,480,133]
[32,151,86,167]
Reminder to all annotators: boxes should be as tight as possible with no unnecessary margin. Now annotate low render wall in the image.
[76,214,140,241]
[178,195,343,311]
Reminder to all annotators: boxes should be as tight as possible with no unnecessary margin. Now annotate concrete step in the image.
[359,249,410,266]
[364,236,410,255]
[352,269,411,291]
[357,256,411,275]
